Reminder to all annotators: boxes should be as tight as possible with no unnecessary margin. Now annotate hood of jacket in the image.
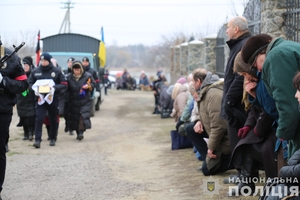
[199,72,223,101]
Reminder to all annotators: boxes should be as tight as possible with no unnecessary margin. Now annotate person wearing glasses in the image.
[241,34,300,159]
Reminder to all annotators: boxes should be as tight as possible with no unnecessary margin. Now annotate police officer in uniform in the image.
[82,57,100,110]
[28,52,67,148]
[0,44,28,199]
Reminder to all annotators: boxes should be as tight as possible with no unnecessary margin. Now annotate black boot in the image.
[22,126,29,140]
[28,126,34,141]
[228,154,256,196]
[77,131,84,140]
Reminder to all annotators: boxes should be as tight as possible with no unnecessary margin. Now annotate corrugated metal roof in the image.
[41,33,101,54]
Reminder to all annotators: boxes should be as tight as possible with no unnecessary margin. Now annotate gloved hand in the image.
[34,90,39,96]
[237,125,252,138]
[176,119,184,131]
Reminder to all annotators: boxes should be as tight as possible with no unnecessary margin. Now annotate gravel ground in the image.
[2,89,259,200]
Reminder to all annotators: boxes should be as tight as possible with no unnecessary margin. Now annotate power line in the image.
[0,2,237,7]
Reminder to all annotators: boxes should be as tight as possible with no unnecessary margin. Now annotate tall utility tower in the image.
[59,0,74,33]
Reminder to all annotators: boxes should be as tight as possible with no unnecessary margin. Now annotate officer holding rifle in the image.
[0,39,28,200]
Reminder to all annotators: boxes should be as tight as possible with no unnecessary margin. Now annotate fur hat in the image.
[234,52,257,77]
[72,61,83,69]
[40,52,52,63]
[241,34,272,64]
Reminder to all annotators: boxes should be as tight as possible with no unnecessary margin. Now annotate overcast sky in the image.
[0,0,245,46]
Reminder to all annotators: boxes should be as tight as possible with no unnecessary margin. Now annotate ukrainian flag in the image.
[98,27,106,67]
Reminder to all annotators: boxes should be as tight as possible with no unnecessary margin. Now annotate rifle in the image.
[0,39,25,68]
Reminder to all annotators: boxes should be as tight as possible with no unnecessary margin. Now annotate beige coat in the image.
[197,80,231,171]
[173,85,189,122]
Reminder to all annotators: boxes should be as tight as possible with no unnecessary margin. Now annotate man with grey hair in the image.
[220,16,252,182]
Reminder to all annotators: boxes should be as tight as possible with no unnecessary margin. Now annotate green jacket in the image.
[262,37,300,157]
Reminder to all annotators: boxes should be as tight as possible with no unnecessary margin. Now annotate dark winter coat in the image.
[16,70,36,117]
[220,32,252,126]
[159,85,173,110]
[231,105,277,178]
[0,47,29,113]
[67,68,95,131]
[28,63,68,102]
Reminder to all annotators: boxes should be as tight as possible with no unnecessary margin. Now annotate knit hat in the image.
[40,52,52,63]
[241,34,272,64]
[233,52,257,78]
[22,56,33,66]
[176,77,187,84]
[22,57,33,66]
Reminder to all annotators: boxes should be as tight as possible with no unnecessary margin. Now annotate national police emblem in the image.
[51,72,55,77]
[200,176,222,198]
[207,182,215,192]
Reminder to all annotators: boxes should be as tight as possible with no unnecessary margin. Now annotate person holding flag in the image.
[36,30,41,66]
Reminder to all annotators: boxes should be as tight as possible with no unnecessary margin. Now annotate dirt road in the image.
[2,89,258,200]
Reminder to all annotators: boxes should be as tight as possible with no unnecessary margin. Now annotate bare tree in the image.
[229,0,249,16]
[1,31,36,59]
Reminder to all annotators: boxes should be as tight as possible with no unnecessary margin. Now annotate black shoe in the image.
[64,126,68,133]
[77,133,84,140]
[69,131,74,135]
[49,140,55,146]
[28,133,33,141]
[22,136,29,140]
[33,141,40,148]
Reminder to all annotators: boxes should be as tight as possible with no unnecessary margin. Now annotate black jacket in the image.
[0,47,29,113]
[28,63,67,101]
[160,85,173,109]
[16,70,36,117]
[67,71,95,131]
[220,32,252,124]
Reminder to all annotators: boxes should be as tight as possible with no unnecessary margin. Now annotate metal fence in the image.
[284,0,300,42]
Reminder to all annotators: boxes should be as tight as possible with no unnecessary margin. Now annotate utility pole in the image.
[59,0,74,34]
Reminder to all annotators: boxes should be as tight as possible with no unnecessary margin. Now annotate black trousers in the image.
[34,99,59,142]
[0,111,12,192]
[186,122,231,176]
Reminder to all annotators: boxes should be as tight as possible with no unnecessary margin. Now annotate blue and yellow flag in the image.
[98,27,106,67]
